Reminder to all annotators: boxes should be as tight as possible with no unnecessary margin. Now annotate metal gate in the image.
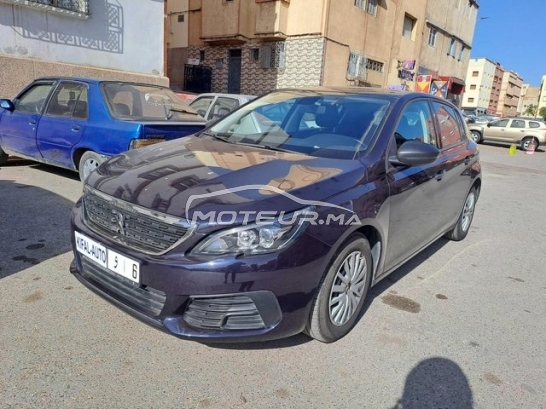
[183,64,212,94]
[227,49,242,94]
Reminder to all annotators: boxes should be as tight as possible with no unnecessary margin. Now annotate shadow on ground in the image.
[0,178,75,279]
[207,238,450,350]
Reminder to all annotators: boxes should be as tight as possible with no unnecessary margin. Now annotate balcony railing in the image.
[0,0,89,18]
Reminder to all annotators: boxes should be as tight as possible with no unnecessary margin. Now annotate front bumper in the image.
[69,200,332,342]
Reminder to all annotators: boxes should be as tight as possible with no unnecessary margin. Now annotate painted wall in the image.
[0,0,165,75]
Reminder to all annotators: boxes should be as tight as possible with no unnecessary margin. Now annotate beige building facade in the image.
[538,75,546,117]
[517,84,540,116]
[416,0,479,106]
[178,0,432,96]
[497,70,523,117]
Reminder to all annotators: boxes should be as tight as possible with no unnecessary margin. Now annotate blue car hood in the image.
[86,136,366,219]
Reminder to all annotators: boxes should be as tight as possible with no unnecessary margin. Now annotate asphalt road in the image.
[1,144,545,409]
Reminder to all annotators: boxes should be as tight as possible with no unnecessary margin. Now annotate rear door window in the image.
[510,119,525,128]
[45,82,88,119]
[431,102,467,149]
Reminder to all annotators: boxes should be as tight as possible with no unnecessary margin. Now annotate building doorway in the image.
[228,49,242,93]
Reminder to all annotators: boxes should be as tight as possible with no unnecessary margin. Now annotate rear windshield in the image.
[101,83,200,121]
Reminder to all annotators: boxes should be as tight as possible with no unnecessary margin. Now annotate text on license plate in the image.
[75,231,140,283]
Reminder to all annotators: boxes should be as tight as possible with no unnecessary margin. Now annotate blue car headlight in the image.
[191,207,313,256]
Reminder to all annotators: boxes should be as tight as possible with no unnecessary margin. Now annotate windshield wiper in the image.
[167,106,200,119]
[201,131,234,143]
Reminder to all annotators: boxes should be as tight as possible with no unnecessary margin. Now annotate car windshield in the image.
[101,82,200,121]
[200,91,390,159]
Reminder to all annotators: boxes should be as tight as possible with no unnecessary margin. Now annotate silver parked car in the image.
[468,117,546,150]
[189,93,256,121]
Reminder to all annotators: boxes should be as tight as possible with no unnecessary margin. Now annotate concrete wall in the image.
[0,0,167,98]
[168,0,189,48]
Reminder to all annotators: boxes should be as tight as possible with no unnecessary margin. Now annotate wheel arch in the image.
[73,148,89,170]
[354,224,383,283]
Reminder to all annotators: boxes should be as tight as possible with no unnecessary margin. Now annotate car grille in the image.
[82,187,195,255]
[81,257,166,317]
[183,296,266,330]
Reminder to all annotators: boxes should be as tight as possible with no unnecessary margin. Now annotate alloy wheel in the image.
[328,251,368,326]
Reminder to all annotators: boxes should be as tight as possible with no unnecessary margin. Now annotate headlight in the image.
[191,207,313,256]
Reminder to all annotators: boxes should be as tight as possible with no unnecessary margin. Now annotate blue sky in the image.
[470,0,545,86]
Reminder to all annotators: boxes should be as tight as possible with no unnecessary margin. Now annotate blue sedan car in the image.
[0,77,207,181]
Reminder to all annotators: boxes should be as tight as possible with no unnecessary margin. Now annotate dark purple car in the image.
[70,87,481,343]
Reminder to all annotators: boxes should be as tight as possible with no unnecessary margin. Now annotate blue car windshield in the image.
[204,91,390,159]
[101,83,200,121]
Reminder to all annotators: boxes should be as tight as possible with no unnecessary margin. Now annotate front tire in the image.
[445,187,477,241]
[305,234,372,343]
[470,130,482,143]
[78,151,104,183]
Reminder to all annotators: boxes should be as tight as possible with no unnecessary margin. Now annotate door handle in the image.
[29,119,36,125]
[435,170,446,181]
[71,125,80,132]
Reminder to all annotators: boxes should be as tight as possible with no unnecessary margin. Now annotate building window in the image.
[458,46,465,61]
[6,0,89,16]
[366,0,377,15]
[470,85,476,90]
[403,14,416,40]
[260,42,286,69]
[199,50,205,61]
[251,48,260,61]
[428,27,437,47]
[472,71,479,77]
[177,14,185,23]
[448,38,456,56]
[347,52,367,80]
[366,59,383,72]
[354,0,364,9]
[468,98,475,103]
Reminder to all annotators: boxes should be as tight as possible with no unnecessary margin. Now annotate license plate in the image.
[75,231,140,284]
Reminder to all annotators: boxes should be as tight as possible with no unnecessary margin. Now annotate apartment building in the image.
[0,0,168,99]
[461,58,504,115]
[417,0,479,107]
[517,84,540,116]
[497,70,523,117]
[179,0,428,95]
[538,75,546,116]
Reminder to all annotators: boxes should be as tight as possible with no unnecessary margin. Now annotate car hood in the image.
[86,136,366,220]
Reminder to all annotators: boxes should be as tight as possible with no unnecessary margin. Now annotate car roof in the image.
[194,93,257,99]
[33,76,171,88]
[270,86,457,106]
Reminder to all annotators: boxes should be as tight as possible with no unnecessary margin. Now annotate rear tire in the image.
[78,151,104,183]
[305,234,372,343]
[445,187,477,241]
[520,137,538,151]
[0,146,8,165]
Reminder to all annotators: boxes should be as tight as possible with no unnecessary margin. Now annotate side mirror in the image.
[0,99,14,111]
[486,123,491,128]
[389,140,440,167]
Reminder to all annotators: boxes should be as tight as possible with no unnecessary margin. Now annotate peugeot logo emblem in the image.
[111,210,126,236]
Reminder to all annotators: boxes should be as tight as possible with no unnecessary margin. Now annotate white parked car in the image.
[189,93,256,121]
